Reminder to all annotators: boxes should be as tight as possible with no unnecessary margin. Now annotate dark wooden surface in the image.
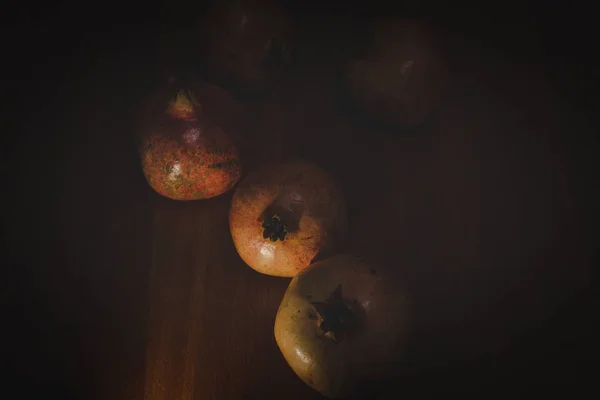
[3,6,599,400]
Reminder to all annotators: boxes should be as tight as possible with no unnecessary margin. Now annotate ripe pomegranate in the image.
[194,0,294,97]
[229,159,347,277]
[342,18,447,128]
[136,77,242,200]
[274,254,409,398]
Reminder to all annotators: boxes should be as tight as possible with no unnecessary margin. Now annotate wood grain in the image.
[144,194,318,400]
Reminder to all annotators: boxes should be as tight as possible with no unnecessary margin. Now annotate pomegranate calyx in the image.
[165,89,202,121]
[311,284,361,344]
[261,214,288,242]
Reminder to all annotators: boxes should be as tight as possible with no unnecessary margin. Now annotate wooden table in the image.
[4,15,597,400]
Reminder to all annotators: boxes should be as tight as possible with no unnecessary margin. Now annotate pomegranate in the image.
[229,159,347,277]
[342,18,447,128]
[194,0,294,97]
[274,254,409,398]
[136,77,242,200]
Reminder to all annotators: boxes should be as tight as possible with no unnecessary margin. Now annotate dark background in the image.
[3,1,598,399]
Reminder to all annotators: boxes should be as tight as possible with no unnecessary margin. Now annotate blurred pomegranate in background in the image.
[194,0,294,98]
[341,18,448,129]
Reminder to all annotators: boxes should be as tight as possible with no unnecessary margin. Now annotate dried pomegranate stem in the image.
[311,284,361,344]
[165,89,201,121]
[261,214,288,242]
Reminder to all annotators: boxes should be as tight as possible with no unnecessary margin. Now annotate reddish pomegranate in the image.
[136,77,242,200]
[229,159,347,277]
